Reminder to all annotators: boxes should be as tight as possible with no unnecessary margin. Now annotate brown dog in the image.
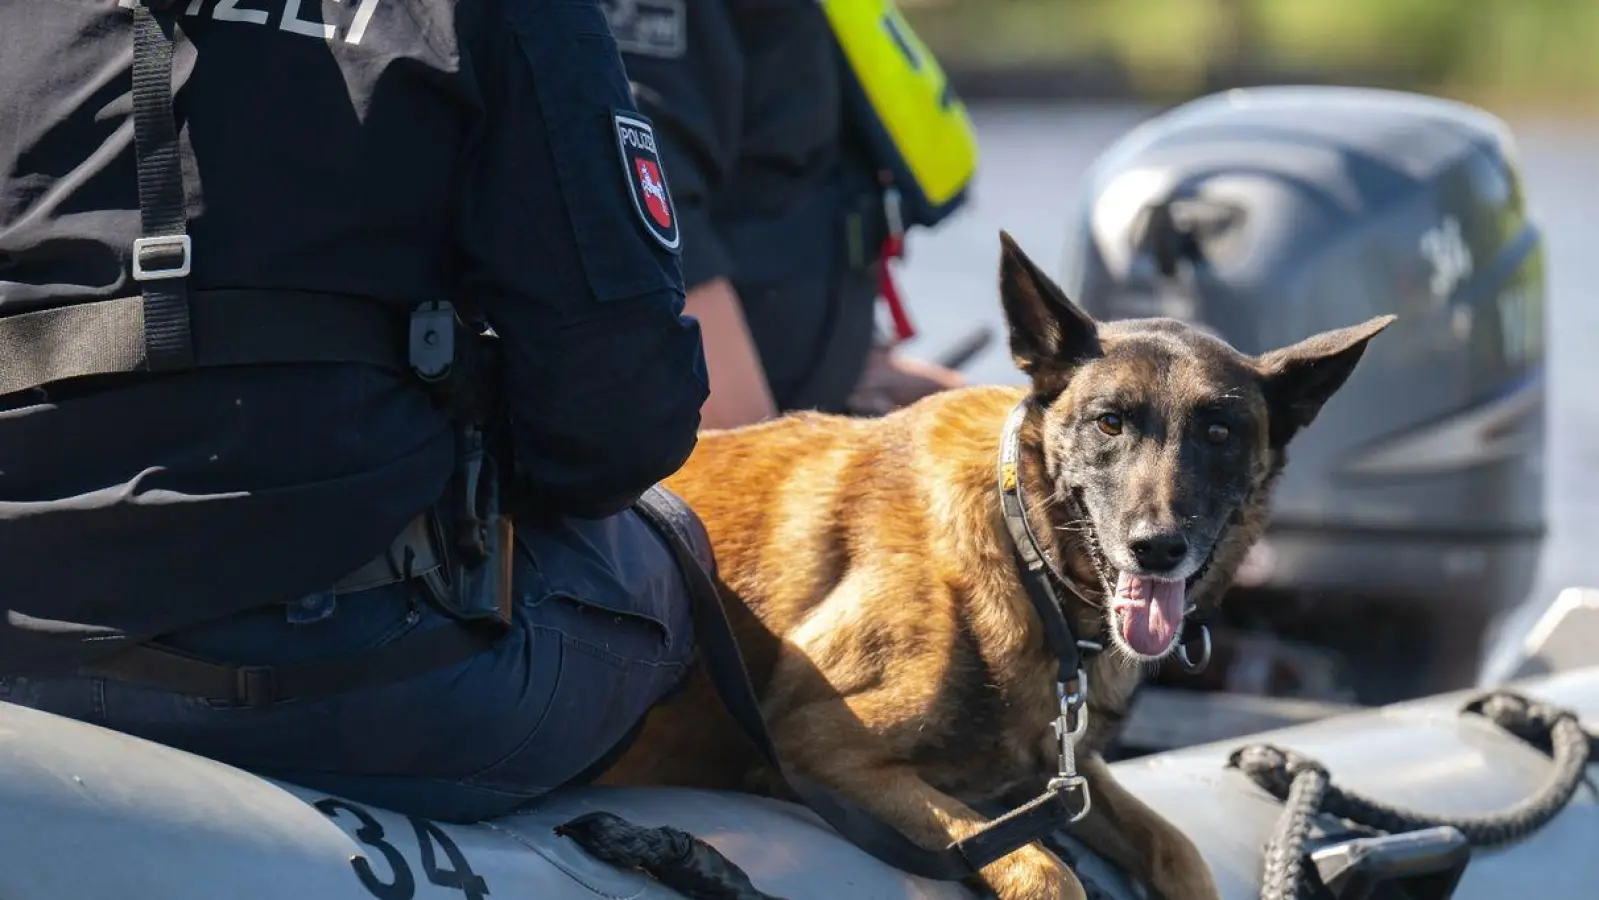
[599,232,1394,900]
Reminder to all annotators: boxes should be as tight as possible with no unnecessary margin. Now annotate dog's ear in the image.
[997,230,1100,380]
[1256,315,1396,447]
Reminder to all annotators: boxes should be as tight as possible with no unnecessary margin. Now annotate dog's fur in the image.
[599,232,1393,900]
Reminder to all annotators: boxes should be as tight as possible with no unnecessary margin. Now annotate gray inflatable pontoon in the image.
[1,610,1593,900]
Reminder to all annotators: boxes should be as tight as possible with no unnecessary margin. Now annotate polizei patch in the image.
[614,113,680,252]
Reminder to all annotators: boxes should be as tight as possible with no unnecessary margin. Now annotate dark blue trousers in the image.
[0,508,696,823]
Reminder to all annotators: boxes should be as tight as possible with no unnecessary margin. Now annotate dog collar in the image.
[996,399,1211,676]
[997,400,1101,686]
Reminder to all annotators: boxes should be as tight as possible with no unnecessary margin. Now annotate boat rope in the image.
[1227,689,1597,900]
[559,807,1129,900]
[555,811,790,900]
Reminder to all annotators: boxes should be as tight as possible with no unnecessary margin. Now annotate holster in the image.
[408,301,516,634]
[417,423,514,633]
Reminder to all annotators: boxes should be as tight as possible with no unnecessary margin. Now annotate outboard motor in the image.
[1061,86,1547,704]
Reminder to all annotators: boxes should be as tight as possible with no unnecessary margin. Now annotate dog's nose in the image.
[1128,526,1188,572]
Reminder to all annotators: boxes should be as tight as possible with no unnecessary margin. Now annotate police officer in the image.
[0,0,709,823]
[607,0,966,429]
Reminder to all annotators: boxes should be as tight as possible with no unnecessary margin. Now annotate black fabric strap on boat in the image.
[629,485,1089,882]
[86,622,500,709]
[0,2,409,400]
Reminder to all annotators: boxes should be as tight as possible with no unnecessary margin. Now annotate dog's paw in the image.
[1147,832,1221,900]
[979,844,1087,900]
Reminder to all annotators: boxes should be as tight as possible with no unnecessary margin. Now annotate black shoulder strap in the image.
[0,1,412,400]
[632,486,1085,882]
[130,0,197,373]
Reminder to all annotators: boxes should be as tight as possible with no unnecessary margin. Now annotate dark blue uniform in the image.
[610,0,892,413]
[0,0,707,821]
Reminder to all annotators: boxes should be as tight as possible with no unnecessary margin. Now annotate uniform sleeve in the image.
[613,0,744,289]
[454,0,709,520]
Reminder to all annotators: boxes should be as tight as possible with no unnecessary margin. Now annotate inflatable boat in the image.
[0,633,1591,900]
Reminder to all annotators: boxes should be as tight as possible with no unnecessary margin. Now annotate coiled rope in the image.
[1227,690,1595,900]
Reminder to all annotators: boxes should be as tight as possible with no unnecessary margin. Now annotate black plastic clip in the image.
[234,666,277,709]
[409,301,457,383]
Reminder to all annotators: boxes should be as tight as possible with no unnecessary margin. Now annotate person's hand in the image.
[846,341,964,416]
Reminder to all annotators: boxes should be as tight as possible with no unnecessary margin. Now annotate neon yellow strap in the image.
[821,0,979,211]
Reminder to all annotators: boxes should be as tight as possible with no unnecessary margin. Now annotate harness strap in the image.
[0,289,409,397]
[131,0,195,373]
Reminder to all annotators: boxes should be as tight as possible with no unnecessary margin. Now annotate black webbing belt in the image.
[45,2,500,707]
[0,288,411,396]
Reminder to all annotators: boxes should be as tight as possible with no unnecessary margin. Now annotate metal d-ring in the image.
[1177,622,1212,674]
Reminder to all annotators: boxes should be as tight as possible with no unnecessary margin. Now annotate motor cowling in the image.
[1060,86,1546,623]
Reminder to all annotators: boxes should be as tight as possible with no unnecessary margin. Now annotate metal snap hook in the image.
[1178,622,1212,673]
[1046,774,1093,823]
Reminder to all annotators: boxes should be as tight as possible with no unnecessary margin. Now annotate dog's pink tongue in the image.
[1114,573,1185,656]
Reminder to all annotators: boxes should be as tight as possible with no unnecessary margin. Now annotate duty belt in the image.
[331,513,446,595]
[86,511,498,709]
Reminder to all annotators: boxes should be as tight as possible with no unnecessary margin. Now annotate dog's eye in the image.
[1206,423,1231,444]
[1096,413,1123,436]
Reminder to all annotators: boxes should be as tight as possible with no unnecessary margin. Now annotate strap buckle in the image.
[131,235,192,282]
[882,183,904,240]
[234,665,277,709]
[408,300,457,382]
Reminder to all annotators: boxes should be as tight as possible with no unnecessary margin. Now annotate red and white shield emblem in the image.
[614,112,680,251]
[635,158,672,229]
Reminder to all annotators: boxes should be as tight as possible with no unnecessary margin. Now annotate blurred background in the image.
[885,0,1599,746]
[900,0,1599,114]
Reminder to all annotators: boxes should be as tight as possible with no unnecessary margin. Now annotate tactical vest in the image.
[0,2,419,399]
[0,0,497,706]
